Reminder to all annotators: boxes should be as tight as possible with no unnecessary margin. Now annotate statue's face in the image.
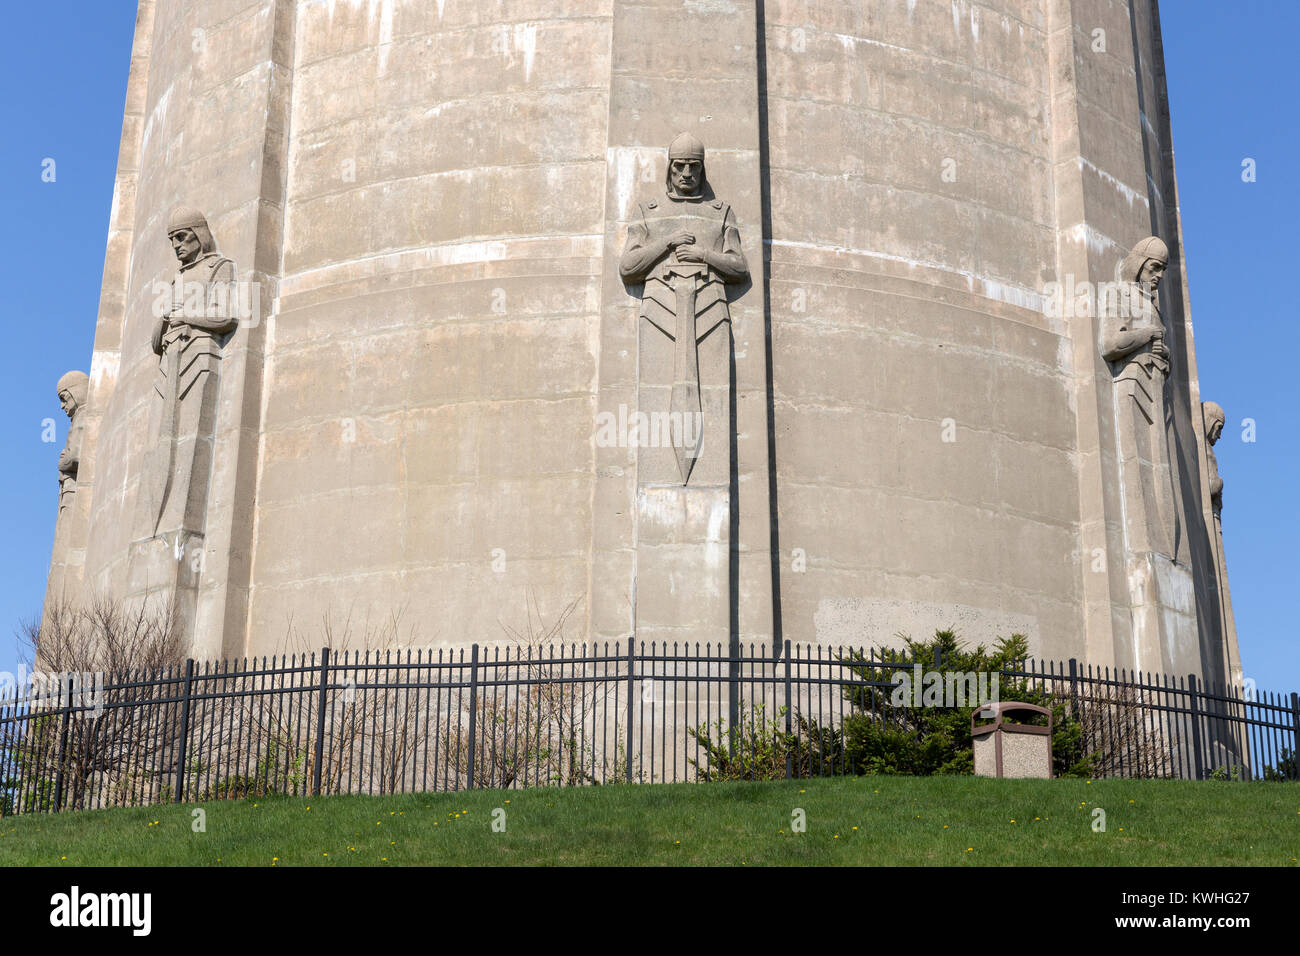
[58,389,76,418]
[1139,258,1166,291]
[669,159,703,196]
[1208,418,1224,444]
[170,228,202,265]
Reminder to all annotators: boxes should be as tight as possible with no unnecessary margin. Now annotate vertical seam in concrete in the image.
[585,7,618,648]
[239,0,298,655]
[585,5,633,648]
[1049,0,1119,668]
[754,0,782,657]
[1127,0,1161,238]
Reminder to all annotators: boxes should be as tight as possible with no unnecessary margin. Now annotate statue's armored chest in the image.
[641,197,727,244]
[635,197,732,337]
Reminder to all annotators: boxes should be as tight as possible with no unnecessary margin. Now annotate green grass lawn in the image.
[2,776,1298,866]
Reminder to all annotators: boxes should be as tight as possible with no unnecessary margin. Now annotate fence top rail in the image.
[4,681,1287,734]
[5,645,1296,711]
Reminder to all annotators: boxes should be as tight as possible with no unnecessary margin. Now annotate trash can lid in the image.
[971,701,1052,737]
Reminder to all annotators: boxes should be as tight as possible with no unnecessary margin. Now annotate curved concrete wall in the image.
[764,2,1076,658]
[59,0,1234,682]
[249,2,610,652]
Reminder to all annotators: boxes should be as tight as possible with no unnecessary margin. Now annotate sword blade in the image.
[670,272,703,484]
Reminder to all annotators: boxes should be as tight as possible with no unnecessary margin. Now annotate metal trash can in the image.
[971,702,1053,778]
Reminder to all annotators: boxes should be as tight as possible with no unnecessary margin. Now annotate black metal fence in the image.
[2,642,1296,814]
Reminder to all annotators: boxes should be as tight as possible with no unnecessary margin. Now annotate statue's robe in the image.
[1207,443,1223,517]
[1204,436,1239,687]
[620,193,746,482]
[1103,285,1180,560]
[57,411,83,516]
[143,252,237,538]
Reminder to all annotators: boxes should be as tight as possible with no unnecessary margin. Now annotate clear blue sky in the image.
[1,2,1295,692]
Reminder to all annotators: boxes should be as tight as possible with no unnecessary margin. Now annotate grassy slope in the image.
[2,776,1298,867]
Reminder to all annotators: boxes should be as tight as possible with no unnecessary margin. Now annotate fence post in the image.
[1065,658,1078,725]
[312,648,330,797]
[51,675,72,813]
[783,640,792,780]
[1291,693,1300,783]
[625,638,635,783]
[174,659,195,803]
[466,644,479,790]
[1187,673,1205,780]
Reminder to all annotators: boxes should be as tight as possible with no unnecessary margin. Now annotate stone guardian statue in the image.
[143,206,238,539]
[1202,400,1240,686]
[1101,235,1180,559]
[619,132,748,483]
[1202,400,1225,517]
[56,370,89,515]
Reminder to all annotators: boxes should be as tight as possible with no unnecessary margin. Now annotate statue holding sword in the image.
[619,132,749,484]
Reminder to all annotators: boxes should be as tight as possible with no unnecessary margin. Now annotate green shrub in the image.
[1263,748,1297,782]
[686,630,1096,781]
[835,631,1095,778]
[687,702,797,781]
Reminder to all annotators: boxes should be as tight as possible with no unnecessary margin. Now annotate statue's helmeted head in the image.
[666,131,707,199]
[1203,400,1226,444]
[56,370,89,419]
[167,205,216,266]
[1120,235,1169,290]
